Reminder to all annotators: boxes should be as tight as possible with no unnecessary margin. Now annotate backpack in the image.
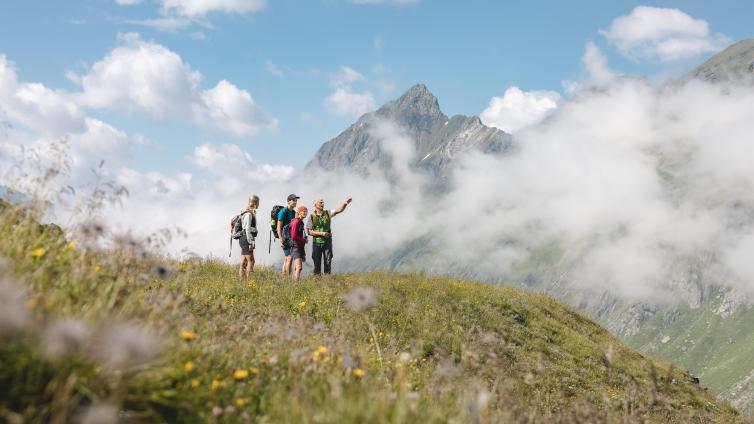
[230,211,256,240]
[228,211,256,257]
[270,205,285,239]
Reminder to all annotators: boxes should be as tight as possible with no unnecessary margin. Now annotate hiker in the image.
[238,195,259,278]
[306,197,352,275]
[276,194,299,276]
[290,206,309,280]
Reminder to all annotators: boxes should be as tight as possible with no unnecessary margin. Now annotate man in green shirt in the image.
[306,197,351,275]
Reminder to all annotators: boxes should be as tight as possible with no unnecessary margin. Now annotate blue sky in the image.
[0,0,751,175]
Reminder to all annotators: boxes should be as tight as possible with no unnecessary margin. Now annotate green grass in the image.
[0,202,746,423]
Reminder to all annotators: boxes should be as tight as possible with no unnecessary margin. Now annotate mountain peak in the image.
[377,84,445,131]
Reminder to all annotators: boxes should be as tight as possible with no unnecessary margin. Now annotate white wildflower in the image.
[0,278,29,337]
[78,403,118,424]
[343,287,377,312]
[42,318,90,359]
[93,322,160,370]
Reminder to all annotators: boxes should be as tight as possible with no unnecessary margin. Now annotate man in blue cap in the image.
[277,193,299,276]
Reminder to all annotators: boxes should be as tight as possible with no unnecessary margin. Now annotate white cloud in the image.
[116,0,143,5]
[323,66,375,118]
[480,86,560,133]
[79,33,202,120]
[78,33,275,139]
[0,55,87,135]
[330,66,366,88]
[323,88,375,118]
[160,0,266,17]
[124,17,194,31]
[264,60,284,77]
[200,80,277,138]
[601,6,731,61]
[582,41,616,84]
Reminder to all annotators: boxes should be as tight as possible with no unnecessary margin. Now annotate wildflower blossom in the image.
[211,379,224,390]
[179,330,197,341]
[42,318,89,359]
[184,361,195,372]
[0,279,29,336]
[30,247,46,258]
[78,403,118,424]
[250,367,259,375]
[352,368,366,378]
[93,323,159,370]
[212,406,223,416]
[343,287,377,312]
[66,241,76,250]
[233,369,249,380]
[235,397,250,407]
[297,300,307,309]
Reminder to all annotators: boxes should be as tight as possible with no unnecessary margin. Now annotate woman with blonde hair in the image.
[239,195,259,278]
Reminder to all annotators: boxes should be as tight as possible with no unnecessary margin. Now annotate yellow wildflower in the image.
[211,379,223,390]
[233,369,249,380]
[250,367,259,375]
[184,361,195,372]
[66,241,76,250]
[352,368,366,378]
[94,265,101,272]
[179,330,197,341]
[316,346,328,354]
[297,300,307,309]
[30,247,46,258]
[190,379,200,388]
[235,397,250,407]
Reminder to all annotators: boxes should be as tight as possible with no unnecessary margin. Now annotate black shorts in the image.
[292,244,306,261]
[239,236,254,255]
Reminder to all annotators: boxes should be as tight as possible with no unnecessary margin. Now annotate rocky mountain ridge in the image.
[306,84,513,179]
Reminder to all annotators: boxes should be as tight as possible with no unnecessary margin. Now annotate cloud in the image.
[601,6,731,61]
[78,33,275,138]
[159,0,267,17]
[323,66,375,118]
[264,60,284,77]
[79,33,202,120]
[329,66,366,88]
[582,41,616,84]
[123,17,194,31]
[0,55,87,136]
[480,86,560,133]
[116,0,143,5]
[323,88,375,118]
[200,80,278,138]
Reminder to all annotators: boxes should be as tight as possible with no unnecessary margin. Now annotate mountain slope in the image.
[681,39,754,83]
[0,203,744,423]
[306,84,513,179]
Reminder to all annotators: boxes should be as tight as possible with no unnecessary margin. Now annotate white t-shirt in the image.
[241,211,256,242]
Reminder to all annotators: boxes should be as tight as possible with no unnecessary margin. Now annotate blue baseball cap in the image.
[287,194,300,201]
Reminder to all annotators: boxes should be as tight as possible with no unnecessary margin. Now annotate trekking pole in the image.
[268,229,272,254]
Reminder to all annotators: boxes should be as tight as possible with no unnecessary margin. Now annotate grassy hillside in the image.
[0,203,745,423]
[625,296,754,413]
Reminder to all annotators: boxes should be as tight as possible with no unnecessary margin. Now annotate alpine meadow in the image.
[2,2,754,423]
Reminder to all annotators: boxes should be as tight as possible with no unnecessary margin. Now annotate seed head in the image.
[343,287,377,312]
[42,317,89,359]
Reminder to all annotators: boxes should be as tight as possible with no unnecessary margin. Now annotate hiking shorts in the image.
[239,235,254,255]
[282,245,292,256]
[292,244,306,261]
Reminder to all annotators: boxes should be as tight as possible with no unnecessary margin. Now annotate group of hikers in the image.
[230,194,352,280]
